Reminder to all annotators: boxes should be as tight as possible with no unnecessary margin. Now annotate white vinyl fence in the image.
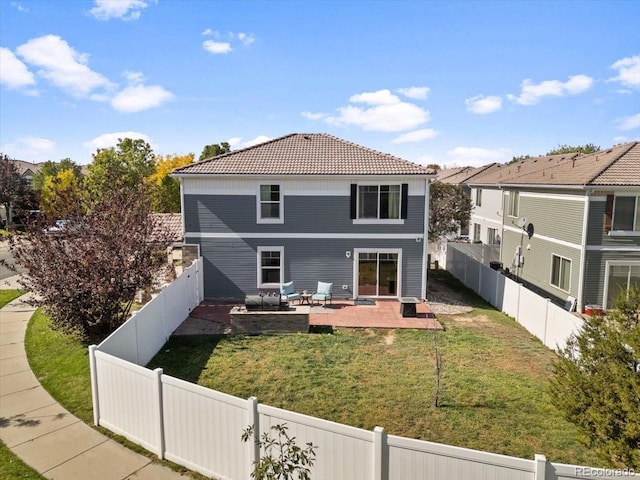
[90,257,635,479]
[446,243,584,351]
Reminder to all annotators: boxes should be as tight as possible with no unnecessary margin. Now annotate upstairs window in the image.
[612,196,640,232]
[258,185,283,223]
[476,188,482,207]
[351,184,408,222]
[508,191,520,217]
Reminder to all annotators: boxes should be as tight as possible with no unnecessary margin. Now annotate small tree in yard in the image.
[4,179,170,340]
[549,288,640,470]
[242,424,317,480]
[429,181,472,241]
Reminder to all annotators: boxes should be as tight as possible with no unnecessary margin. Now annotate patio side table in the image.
[399,297,420,317]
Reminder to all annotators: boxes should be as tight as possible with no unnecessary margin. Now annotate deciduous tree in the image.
[148,153,194,212]
[40,169,85,219]
[0,153,36,227]
[4,178,170,340]
[199,142,230,162]
[32,158,82,191]
[549,288,640,470]
[428,181,472,241]
[546,143,601,155]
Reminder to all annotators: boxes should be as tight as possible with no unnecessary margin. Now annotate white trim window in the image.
[550,254,571,292]
[604,262,640,309]
[358,184,400,220]
[612,195,640,232]
[257,246,284,288]
[473,223,481,242]
[476,188,482,207]
[487,227,499,245]
[257,184,283,223]
[508,191,520,217]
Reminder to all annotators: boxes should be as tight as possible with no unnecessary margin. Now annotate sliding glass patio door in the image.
[356,250,399,297]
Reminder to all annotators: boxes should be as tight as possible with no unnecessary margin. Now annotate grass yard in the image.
[0,289,23,308]
[149,275,598,466]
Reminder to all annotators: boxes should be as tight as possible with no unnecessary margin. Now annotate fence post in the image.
[88,345,100,426]
[544,299,550,348]
[154,368,165,459]
[374,426,385,480]
[534,453,546,480]
[131,311,140,365]
[248,396,260,470]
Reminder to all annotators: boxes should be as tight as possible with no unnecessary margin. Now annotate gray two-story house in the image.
[172,133,436,300]
[467,142,640,313]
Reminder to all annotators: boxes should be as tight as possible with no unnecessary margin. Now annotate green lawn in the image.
[148,279,599,466]
[0,290,23,309]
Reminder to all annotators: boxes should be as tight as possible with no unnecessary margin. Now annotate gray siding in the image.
[582,250,640,307]
[190,237,424,300]
[508,193,585,245]
[184,194,425,234]
[500,229,581,302]
[586,199,640,247]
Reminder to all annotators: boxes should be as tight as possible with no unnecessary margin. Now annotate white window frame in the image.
[603,260,640,310]
[473,223,481,242]
[353,248,402,299]
[550,254,571,293]
[256,184,284,224]
[508,191,520,218]
[610,194,640,236]
[476,188,482,207]
[257,246,284,289]
[487,227,498,245]
[353,182,404,225]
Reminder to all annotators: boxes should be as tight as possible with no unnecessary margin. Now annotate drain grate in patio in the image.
[355,299,376,306]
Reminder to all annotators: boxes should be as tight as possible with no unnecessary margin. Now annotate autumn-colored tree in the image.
[32,158,83,191]
[148,153,194,212]
[428,181,472,241]
[40,169,85,219]
[199,142,230,161]
[4,177,170,340]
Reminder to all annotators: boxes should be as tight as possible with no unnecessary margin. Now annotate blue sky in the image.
[1,0,638,167]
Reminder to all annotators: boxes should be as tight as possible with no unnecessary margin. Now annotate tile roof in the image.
[9,159,45,176]
[151,213,182,242]
[173,133,435,176]
[437,163,502,184]
[468,142,640,187]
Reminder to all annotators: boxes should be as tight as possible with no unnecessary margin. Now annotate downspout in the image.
[421,178,430,300]
[577,190,590,313]
[499,186,505,268]
[179,178,186,241]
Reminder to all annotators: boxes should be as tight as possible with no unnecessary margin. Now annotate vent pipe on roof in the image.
[572,159,576,168]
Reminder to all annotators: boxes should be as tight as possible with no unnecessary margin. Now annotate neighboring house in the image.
[466,143,640,312]
[10,159,45,188]
[172,133,436,300]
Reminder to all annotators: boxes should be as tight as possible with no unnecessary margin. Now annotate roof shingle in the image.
[173,133,435,176]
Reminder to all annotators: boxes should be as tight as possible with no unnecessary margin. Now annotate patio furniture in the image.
[312,282,333,307]
[245,293,288,311]
[400,297,420,317]
[280,281,301,303]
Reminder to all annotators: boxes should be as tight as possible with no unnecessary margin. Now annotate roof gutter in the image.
[171,173,437,179]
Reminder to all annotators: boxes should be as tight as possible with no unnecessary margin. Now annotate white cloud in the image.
[609,55,640,90]
[85,131,153,151]
[465,95,502,114]
[203,40,232,54]
[616,113,640,131]
[417,154,437,166]
[301,111,328,120]
[111,84,173,113]
[89,0,151,21]
[202,28,216,36]
[227,135,273,149]
[12,2,28,12]
[2,136,56,162]
[508,74,593,105]
[16,34,113,97]
[397,86,430,100]
[321,89,430,132]
[392,129,439,143]
[446,146,511,167]
[0,47,36,89]
[227,137,243,148]
[237,33,255,45]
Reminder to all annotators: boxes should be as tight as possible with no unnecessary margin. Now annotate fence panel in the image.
[479,264,499,305]
[545,303,583,351]
[161,375,250,480]
[466,258,481,293]
[516,286,549,342]
[258,404,375,480]
[446,245,466,281]
[94,351,161,455]
[96,318,139,364]
[502,276,521,319]
[387,435,535,480]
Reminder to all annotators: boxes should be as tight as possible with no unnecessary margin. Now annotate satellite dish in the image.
[526,222,535,239]
[516,217,527,228]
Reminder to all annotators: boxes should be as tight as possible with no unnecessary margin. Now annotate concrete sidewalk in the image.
[0,281,190,479]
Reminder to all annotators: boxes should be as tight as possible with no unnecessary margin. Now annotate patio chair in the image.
[312,282,333,307]
[280,281,301,303]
